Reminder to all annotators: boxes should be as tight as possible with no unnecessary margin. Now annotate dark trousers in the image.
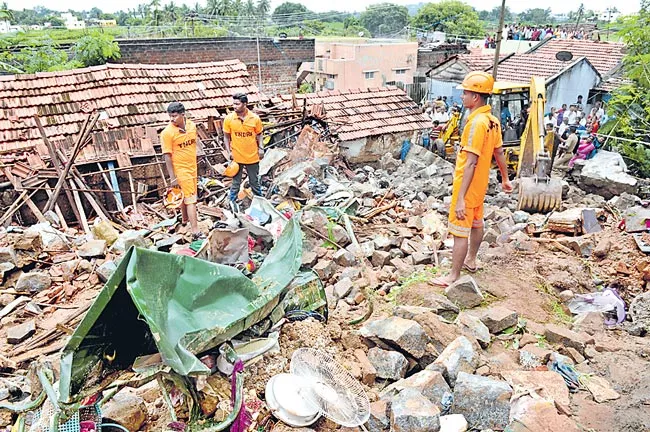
[230,162,261,201]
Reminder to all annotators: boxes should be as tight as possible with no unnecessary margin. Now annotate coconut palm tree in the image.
[245,0,256,16]
[0,2,14,21]
[256,0,270,17]
[150,0,162,26]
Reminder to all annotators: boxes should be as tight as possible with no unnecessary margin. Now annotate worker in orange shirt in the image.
[432,72,513,287]
[161,101,204,239]
[223,93,264,213]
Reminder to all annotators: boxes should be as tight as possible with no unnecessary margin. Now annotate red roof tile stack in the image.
[0,60,261,155]
[271,87,432,141]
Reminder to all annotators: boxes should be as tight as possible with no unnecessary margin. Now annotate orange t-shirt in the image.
[452,105,503,208]
[160,119,198,185]
[223,110,263,164]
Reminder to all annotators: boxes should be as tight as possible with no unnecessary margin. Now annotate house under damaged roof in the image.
[0,60,263,162]
[270,87,433,163]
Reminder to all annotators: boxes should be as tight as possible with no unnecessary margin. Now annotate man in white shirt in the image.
[431,106,449,123]
[595,102,605,120]
[567,105,578,125]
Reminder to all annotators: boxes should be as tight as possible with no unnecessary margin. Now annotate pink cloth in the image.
[568,140,595,168]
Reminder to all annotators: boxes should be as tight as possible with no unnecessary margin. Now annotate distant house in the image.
[305,41,418,92]
[61,12,85,30]
[88,19,117,27]
[0,20,10,34]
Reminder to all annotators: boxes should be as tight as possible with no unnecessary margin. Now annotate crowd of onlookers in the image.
[421,94,608,174]
[484,24,602,47]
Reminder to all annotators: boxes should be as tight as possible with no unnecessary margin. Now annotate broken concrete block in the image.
[333,249,356,267]
[480,306,519,334]
[301,250,318,267]
[445,276,483,308]
[578,150,638,199]
[373,235,393,251]
[407,216,424,230]
[413,312,459,353]
[371,250,391,267]
[593,238,611,258]
[13,231,42,251]
[428,336,478,386]
[381,370,451,413]
[439,414,468,432]
[390,388,441,432]
[77,239,107,258]
[353,349,377,386]
[452,372,512,430]
[0,247,17,267]
[96,261,117,283]
[368,400,390,431]
[501,370,571,410]
[512,210,530,224]
[456,313,491,347]
[15,271,51,293]
[367,347,408,381]
[544,324,594,355]
[101,389,148,432]
[7,320,36,344]
[313,260,335,280]
[508,397,581,432]
[334,277,353,298]
[519,344,553,369]
[483,228,499,244]
[411,252,432,265]
[417,293,460,321]
[583,375,620,403]
[359,316,429,358]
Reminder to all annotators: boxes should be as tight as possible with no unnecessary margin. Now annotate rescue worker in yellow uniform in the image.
[223,93,264,213]
[432,72,513,287]
[161,102,203,239]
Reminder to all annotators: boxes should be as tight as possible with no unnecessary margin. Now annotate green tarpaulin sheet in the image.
[59,217,303,403]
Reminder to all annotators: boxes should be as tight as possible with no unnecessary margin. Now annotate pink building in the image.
[307,41,418,91]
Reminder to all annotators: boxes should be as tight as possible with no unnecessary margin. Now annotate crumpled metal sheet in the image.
[59,218,302,402]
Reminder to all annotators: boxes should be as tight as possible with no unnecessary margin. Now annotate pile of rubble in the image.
[1,119,650,432]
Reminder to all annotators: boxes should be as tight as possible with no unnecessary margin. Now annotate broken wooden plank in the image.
[0,296,30,319]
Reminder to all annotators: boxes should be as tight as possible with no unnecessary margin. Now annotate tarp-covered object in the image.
[59,218,302,403]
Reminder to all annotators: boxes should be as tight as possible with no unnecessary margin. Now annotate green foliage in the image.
[0,38,80,73]
[360,3,409,37]
[386,268,438,304]
[298,82,313,94]
[600,1,650,177]
[412,0,483,38]
[72,31,121,66]
[518,8,553,25]
[550,300,572,325]
[272,2,309,22]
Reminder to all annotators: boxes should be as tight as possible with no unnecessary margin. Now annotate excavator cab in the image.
[490,78,562,213]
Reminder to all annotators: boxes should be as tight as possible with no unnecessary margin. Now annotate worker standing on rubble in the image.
[161,102,203,240]
[223,93,264,213]
[432,72,513,287]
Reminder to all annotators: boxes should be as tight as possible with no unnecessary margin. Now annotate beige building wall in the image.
[312,41,418,90]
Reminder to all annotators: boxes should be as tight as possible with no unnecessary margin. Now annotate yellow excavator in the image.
[491,76,562,213]
[433,109,462,158]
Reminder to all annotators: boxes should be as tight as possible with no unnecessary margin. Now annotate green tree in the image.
[244,0,256,16]
[0,2,14,21]
[149,0,161,26]
[256,0,270,16]
[14,39,79,73]
[518,8,552,25]
[359,3,408,37]
[600,1,650,176]
[46,15,65,27]
[73,31,121,66]
[164,2,178,22]
[412,0,483,37]
[89,7,102,19]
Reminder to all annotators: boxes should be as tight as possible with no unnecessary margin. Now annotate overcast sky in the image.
[6,0,641,15]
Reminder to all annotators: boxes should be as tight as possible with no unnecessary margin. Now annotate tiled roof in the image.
[489,54,596,84]
[271,87,432,141]
[594,75,631,92]
[0,60,261,155]
[457,54,504,72]
[527,39,625,76]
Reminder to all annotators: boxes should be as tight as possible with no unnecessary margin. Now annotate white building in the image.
[0,20,10,33]
[61,12,85,30]
[598,10,621,22]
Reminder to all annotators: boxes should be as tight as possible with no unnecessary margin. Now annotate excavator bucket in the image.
[518,176,562,213]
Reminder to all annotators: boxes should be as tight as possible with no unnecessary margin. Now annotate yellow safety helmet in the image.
[457,71,495,94]
[223,161,240,177]
[164,186,184,209]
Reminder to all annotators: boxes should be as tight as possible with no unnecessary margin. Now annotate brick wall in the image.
[114,37,315,93]
[416,45,469,75]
